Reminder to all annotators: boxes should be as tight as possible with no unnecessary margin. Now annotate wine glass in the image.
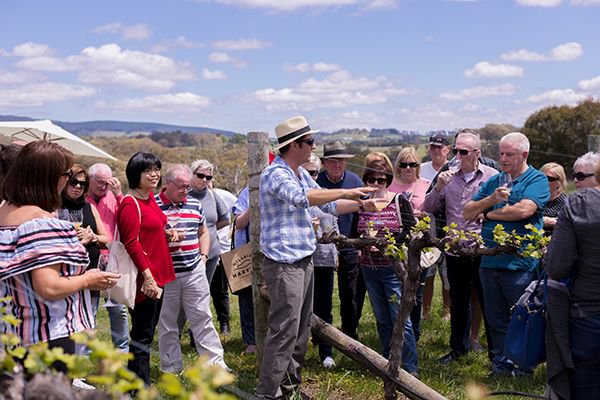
[56,208,70,221]
[69,209,84,230]
[498,172,513,194]
[372,188,388,212]
[165,206,180,230]
[448,158,461,174]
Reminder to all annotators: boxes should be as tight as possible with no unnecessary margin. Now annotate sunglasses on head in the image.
[68,178,88,188]
[306,170,319,177]
[398,162,418,169]
[452,148,474,156]
[546,176,560,183]
[195,173,213,181]
[62,170,73,179]
[572,172,594,181]
[366,176,388,185]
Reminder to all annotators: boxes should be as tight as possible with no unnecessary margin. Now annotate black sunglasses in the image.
[452,148,475,156]
[62,170,73,179]
[195,173,213,181]
[546,176,560,183]
[306,170,319,177]
[366,176,388,185]
[572,172,594,181]
[398,162,418,169]
[300,138,315,146]
[68,178,88,188]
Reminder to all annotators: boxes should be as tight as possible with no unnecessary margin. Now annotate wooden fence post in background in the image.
[247,131,270,372]
[588,135,600,152]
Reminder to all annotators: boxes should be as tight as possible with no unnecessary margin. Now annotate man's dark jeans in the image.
[338,249,360,339]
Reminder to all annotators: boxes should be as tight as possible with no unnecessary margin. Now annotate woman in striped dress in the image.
[0,141,120,364]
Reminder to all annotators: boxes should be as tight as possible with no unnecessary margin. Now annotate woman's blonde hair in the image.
[540,162,566,191]
[393,147,420,179]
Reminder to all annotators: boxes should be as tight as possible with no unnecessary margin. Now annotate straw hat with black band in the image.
[274,116,319,150]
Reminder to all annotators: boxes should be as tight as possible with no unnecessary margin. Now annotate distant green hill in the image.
[0,115,237,137]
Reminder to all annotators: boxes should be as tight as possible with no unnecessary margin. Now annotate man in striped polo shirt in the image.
[155,164,228,373]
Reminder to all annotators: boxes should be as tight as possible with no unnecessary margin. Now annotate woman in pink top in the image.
[388,147,431,213]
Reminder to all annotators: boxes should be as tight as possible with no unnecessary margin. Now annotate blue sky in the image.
[1,0,599,134]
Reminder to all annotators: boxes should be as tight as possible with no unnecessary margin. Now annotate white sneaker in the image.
[72,378,95,390]
[322,357,336,369]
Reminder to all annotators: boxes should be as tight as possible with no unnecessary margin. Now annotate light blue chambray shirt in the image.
[260,156,336,264]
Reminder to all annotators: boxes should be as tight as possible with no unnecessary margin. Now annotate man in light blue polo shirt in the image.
[464,132,549,377]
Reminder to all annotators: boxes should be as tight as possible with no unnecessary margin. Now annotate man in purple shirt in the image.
[423,130,497,364]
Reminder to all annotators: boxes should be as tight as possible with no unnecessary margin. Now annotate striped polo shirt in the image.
[155,191,206,276]
[0,217,94,346]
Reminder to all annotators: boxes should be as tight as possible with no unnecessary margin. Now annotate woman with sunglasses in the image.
[117,152,176,385]
[573,151,600,191]
[0,141,119,367]
[539,163,567,235]
[60,163,110,315]
[189,159,231,335]
[356,154,419,375]
[389,147,431,213]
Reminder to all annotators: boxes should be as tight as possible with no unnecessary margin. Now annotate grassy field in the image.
[94,274,547,399]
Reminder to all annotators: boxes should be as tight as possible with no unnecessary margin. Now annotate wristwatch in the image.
[483,209,493,221]
[200,253,208,261]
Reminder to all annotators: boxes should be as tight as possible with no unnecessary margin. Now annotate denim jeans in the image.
[337,249,360,339]
[570,314,600,399]
[106,303,130,352]
[362,266,418,373]
[313,267,334,361]
[479,268,534,367]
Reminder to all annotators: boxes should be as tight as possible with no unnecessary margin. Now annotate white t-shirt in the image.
[420,161,439,182]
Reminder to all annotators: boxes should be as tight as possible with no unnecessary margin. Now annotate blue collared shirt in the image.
[260,156,336,264]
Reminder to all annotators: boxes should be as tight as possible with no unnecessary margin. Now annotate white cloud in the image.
[464,61,524,78]
[0,70,45,85]
[251,69,407,110]
[202,68,227,80]
[0,82,95,107]
[0,48,9,56]
[361,0,398,9]
[93,22,151,40]
[16,43,195,92]
[12,42,55,57]
[550,42,583,61]
[578,76,600,91]
[440,84,517,100]
[286,62,341,72]
[316,110,386,130]
[216,0,357,11]
[211,38,271,51]
[500,49,546,62]
[208,52,247,68]
[500,42,582,62]
[515,0,561,6]
[151,36,203,53]
[97,92,210,113]
[523,89,587,104]
[571,0,600,4]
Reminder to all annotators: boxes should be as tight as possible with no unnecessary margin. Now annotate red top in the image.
[117,195,175,301]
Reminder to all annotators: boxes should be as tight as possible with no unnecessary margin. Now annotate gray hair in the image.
[88,163,112,178]
[305,153,321,170]
[164,164,192,182]
[190,159,214,174]
[574,151,600,171]
[456,130,481,150]
[500,132,530,152]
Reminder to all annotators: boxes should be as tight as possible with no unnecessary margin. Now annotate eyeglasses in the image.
[366,177,388,185]
[398,162,418,169]
[62,170,73,179]
[68,178,88,188]
[168,179,192,193]
[300,138,315,146]
[572,172,594,181]
[143,167,161,175]
[452,148,475,156]
[306,170,319,177]
[195,173,213,181]
[546,176,560,183]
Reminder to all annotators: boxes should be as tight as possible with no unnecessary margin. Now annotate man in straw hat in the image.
[317,141,365,341]
[257,116,376,399]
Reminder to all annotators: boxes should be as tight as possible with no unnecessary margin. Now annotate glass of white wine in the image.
[448,158,461,174]
[498,172,513,206]
[69,209,84,230]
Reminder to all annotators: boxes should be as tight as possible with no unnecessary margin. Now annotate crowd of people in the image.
[0,114,598,399]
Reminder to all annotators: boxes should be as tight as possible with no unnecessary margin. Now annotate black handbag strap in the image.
[527,270,548,305]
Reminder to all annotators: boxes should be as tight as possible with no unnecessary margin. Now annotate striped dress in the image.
[0,217,94,346]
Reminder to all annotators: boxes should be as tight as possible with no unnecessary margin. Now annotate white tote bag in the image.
[106,195,140,309]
